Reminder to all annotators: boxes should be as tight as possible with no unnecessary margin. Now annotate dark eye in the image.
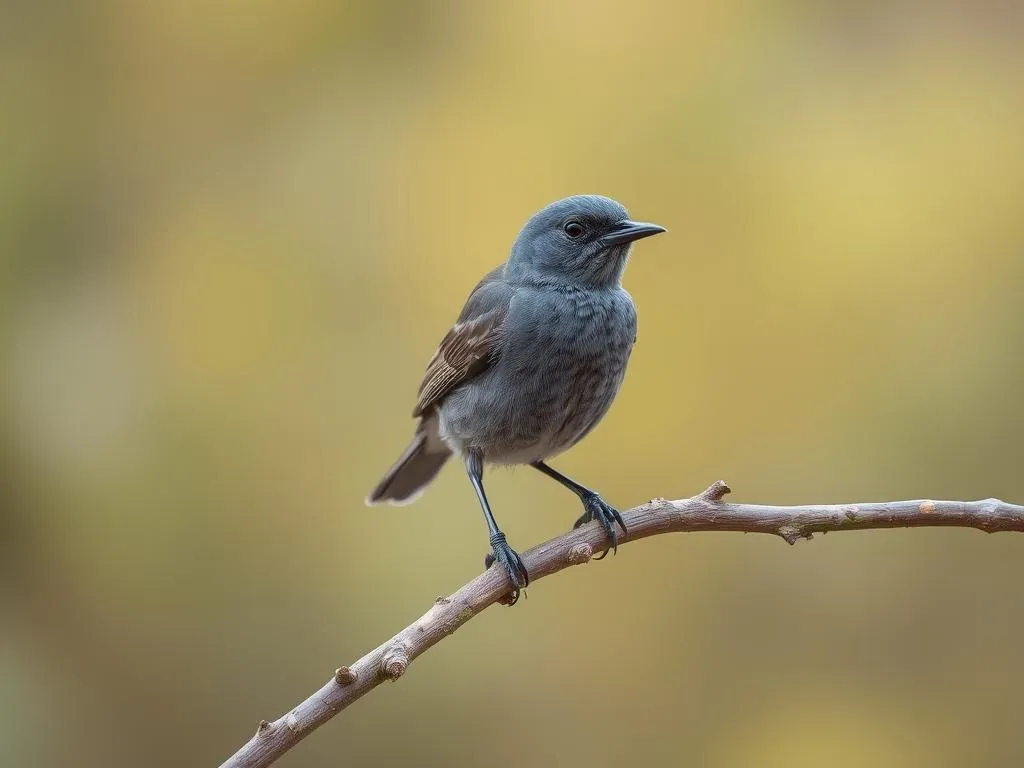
[563,220,585,239]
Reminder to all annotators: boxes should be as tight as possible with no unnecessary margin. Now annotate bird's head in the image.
[507,195,665,288]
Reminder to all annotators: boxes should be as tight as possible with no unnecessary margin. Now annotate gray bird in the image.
[367,195,665,601]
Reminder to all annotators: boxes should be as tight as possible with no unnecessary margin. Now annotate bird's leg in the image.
[465,450,529,602]
[530,461,627,559]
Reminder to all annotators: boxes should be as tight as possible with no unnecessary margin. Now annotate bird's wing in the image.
[412,266,511,417]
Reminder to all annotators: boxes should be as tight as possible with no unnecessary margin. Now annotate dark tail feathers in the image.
[365,430,451,506]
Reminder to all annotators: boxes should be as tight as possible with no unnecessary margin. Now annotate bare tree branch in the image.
[219,481,1024,768]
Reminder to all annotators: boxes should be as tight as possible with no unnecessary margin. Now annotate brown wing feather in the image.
[412,267,510,417]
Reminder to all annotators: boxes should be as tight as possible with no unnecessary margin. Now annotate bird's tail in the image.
[365,418,451,506]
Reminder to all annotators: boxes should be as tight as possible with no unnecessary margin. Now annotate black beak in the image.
[601,219,667,246]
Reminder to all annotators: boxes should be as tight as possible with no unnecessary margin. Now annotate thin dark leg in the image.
[466,450,529,601]
[531,460,627,558]
[466,451,500,537]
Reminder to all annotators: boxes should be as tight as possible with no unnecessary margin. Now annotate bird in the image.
[366,195,665,602]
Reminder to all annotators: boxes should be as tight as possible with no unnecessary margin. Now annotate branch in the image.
[220,481,1024,768]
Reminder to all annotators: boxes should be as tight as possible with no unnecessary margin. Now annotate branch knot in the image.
[567,542,593,564]
[698,480,731,503]
[334,666,357,685]
[381,646,410,681]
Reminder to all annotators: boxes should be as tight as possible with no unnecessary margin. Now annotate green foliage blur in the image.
[3,2,1024,766]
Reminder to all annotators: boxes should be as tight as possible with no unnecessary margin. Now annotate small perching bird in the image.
[367,195,665,602]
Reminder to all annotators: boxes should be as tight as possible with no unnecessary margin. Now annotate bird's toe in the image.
[580,493,628,557]
[486,532,529,605]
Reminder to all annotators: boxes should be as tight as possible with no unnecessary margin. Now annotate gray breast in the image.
[540,286,636,452]
[438,284,636,463]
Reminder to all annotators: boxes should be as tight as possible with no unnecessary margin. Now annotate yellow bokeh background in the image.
[3,2,1024,766]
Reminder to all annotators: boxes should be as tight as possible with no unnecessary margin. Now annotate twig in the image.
[219,481,1024,768]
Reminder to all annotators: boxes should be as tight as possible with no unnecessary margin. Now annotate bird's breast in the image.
[437,285,636,463]
[501,287,636,450]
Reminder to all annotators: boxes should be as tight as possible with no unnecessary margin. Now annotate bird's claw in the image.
[572,493,627,559]
[484,532,529,605]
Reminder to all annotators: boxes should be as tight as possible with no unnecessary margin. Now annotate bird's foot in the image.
[484,532,529,605]
[572,492,628,559]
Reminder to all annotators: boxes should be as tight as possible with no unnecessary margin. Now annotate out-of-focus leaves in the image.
[3,2,1023,766]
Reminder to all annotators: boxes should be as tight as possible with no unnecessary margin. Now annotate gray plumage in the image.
[367,195,664,598]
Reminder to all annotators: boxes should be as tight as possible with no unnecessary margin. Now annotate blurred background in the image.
[3,1,1024,766]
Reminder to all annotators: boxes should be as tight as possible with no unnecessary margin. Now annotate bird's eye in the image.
[563,220,585,239]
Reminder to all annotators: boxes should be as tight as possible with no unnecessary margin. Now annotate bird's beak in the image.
[601,219,667,246]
